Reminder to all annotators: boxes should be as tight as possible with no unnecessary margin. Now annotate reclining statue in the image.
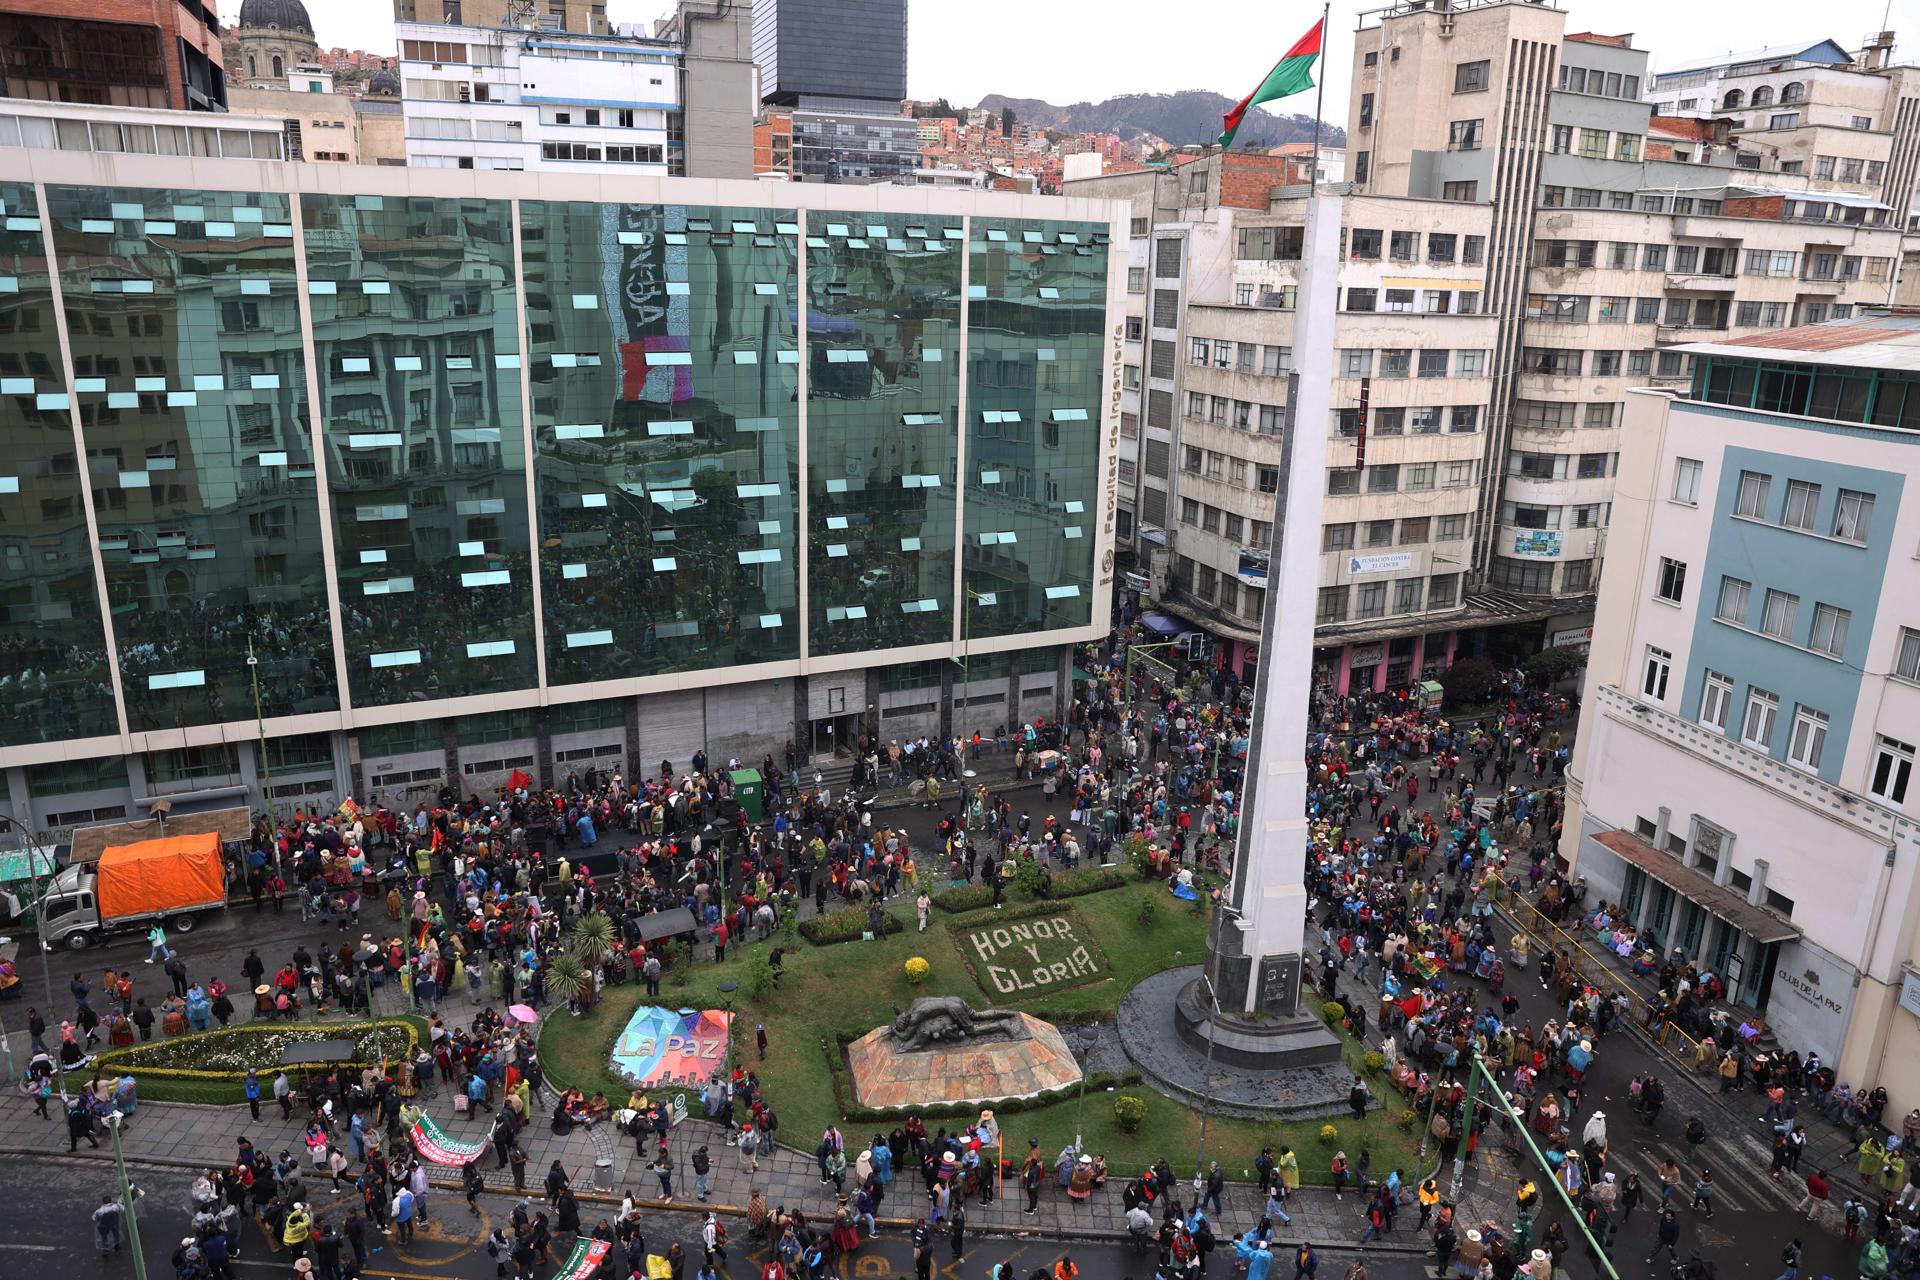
[889,995,1030,1051]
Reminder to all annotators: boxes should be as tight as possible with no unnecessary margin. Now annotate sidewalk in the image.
[1490,892,1872,1205]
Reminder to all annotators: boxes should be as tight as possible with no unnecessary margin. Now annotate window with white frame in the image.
[1832,488,1874,542]
[1736,470,1770,519]
[1788,705,1829,770]
[1700,670,1733,732]
[1871,735,1914,803]
[1809,603,1849,656]
[1643,646,1672,701]
[1783,479,1820,531]
[1657,557,1687,604]
[1897,626,1920,681]
[1672,457,1702,505]
[1742,687,1779,749]
[1760,588,1798,639]
[1715,575,1750,624]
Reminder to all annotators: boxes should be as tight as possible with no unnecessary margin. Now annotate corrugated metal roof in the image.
[1656,38,1853,79]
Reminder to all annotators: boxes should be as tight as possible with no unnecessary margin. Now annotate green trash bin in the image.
[730,768,764,823]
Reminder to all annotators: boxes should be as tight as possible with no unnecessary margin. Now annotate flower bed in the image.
[93,1020,420,1082]
[798,904,904,946]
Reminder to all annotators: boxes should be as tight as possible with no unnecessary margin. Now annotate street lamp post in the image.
[716,980,738,1081]
[247,638,274,819]
[0,815,72,1098]
[105,1111,148,1280]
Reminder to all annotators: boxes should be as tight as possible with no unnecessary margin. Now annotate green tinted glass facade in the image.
[804,211,964,655]
[0,183,119,745]
[0,169,1116,794]
[519,202,802,684]
[45,185,339,733]
[963,218,1108,640]
[302,193,539,704]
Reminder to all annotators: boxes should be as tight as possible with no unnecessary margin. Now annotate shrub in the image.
[904,956,931,985]
[1395,1109,1418,1133]
[799,904,904,946]
[1438,655,1498,709]
[1113,1094,1149,1133]
[744,952,777,1000]
[1014,857,1048,899]
[1318,1123,1339,1145]
[1136,895,1159,928]
[1123,834,1153,875]
[1320,1000,1345,1026]
[1363,1050,1386,1073]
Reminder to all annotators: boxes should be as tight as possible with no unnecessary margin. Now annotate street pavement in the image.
[0,1151,1439,1280]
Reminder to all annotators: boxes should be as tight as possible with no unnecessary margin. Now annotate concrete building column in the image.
[938,660,955,741]
[1409,633,1427,678]
[1445,632,1459,666]
[1335,645,1353,696]
[238,742,262,811]
[1372,658,1389,694]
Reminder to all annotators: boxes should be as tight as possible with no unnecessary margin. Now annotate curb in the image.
[0,1143,1431,1253]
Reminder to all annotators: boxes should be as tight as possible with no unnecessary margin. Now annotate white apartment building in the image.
[397,20,680,173]
[1562,313,1920,1118]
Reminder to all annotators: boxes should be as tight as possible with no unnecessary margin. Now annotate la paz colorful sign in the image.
[555,1237,611,1280]
[611,1006,731,1088]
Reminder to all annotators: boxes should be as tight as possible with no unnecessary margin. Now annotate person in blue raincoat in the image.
[575,811,596,846]
[1566,1038,1594,1078]
[1247,1239,1274,1280]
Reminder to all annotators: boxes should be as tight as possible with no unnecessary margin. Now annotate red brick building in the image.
[0,0,226,111]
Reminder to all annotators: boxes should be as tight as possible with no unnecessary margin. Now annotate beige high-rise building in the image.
[1072,1,1920,697]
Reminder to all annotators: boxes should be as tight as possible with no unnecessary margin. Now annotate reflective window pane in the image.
[805,210,962,655]
[520,202,801,683]
[964,218,1107,638]
[0,183,120,745]
[302,193,538,703]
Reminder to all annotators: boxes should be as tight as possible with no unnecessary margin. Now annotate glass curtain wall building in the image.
[0,154,1122,839]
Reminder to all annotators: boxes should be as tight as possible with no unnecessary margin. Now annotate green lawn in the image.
[538,878,1421,1184]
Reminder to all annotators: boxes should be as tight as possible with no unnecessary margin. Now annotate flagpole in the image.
[1310,0,1331,195]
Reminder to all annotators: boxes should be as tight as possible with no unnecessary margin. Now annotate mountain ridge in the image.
[977,90,1346,150]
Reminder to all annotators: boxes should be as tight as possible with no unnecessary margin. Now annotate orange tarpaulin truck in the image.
[38,832,228,951]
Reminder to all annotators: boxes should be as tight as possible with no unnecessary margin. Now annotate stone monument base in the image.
[845,1012,1082,1110]
[1173,975,1344,1068]
[1117,967,1353,1120]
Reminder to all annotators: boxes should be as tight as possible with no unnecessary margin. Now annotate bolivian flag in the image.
[1219,19,1325,149]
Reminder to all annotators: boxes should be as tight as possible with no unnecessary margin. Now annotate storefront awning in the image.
[1139,613,1187,637]
[1590,829,1801,944]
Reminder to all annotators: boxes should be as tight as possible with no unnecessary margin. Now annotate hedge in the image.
[798,904,905,946]
[92,1019,422,1083]
[930,865,1130,914]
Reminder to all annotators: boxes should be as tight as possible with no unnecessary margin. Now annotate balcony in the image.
[1664,271,1737,291]
[1656,323,1728,345]
[1796,275,1846,292]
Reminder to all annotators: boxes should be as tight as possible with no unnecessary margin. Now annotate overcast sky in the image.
[278,0,1920,123]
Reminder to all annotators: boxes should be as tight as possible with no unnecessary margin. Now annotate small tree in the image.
[570,912,615,969]
[1113,1094,1148,1133]
[1438,655,1498,709]
[1526,645,1586,689]
[547,954,594,1013]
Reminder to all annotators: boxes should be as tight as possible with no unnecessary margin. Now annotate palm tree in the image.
[547,953,595,1014]
[571,912,615,969]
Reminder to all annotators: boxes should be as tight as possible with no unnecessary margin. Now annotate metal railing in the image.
[1505,891,1719,1073]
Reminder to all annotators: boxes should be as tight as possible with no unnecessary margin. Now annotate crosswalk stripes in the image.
[1599,1133,1770,1214]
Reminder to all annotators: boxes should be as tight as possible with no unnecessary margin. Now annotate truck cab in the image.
[38,864,102,950]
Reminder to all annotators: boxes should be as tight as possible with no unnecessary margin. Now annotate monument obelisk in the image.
[1177,191,1341,1061]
